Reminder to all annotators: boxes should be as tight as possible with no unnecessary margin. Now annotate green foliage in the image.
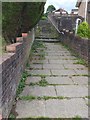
[74,58,86,66]
[2,2,46,43]
[41,15,47,20]
[19,96,36,101]
[9,113,16,119]
[38,79,48,87]
[46,5,56,13]
[73,115,81,120]
[16,71,28,97]
[77,21,90,39]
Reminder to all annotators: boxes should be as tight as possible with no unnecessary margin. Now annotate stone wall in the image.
[59,31,89,63]
[0,29,35,118]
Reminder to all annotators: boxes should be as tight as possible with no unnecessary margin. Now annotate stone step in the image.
[36,38,60,42]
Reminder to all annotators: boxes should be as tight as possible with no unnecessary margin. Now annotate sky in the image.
[44,0,77,13]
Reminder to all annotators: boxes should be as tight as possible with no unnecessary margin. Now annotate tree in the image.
[46,5,56,13]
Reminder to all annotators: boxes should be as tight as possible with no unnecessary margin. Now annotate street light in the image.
[85,0,88,22]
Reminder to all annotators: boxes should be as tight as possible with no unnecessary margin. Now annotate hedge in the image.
[2,2,46,43]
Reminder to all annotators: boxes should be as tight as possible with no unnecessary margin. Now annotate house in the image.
[71,9,78,15]
[53,8,68,16]
[87,1,90,25]
[76,0,90,24]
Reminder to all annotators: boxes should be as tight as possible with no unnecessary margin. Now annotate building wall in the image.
[78,2,86,18]
[0,29,35,118]
[87,1,90,25]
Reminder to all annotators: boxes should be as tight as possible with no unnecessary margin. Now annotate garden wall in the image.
[0,29,35,118]
[59,30,89,63]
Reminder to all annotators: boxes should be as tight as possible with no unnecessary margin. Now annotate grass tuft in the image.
[16,71,28,97]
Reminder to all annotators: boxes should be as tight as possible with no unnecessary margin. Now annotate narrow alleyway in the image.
[15,38,88,118]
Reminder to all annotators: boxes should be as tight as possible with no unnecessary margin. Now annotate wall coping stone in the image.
[16,37,23,42]
[22,33,28,37]
[6,43,22,53]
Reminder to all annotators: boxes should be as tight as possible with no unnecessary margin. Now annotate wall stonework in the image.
[60,31,89,63]
[0,29,34,118]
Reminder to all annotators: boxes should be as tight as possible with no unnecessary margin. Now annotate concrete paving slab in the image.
[45,98,88,118]
[72,76,88,85]
[30,64,43,69]
[46,76,74,85]
[51,70,77,76]
[56,85,88,97]
[58,56,77,60]
[47,53,61,56]
[45,56,60,60]
[25,77,41,84]
[74,69,88,75]
[43,64,64,70]
[16,100,45,118]
[31,60,49,64]
[64,64,87,69]
[49,60,78,64]
[27,70,51,76]
[20,86,56,97]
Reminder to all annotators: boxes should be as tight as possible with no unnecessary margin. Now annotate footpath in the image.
[14,39,88,119]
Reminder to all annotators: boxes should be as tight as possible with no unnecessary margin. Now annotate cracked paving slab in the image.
[46,76,74,85]
[71,76,88,85]
[43,63,64,70]
[16,98,88,118]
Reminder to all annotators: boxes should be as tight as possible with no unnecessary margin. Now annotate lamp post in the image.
[85,0,88,22]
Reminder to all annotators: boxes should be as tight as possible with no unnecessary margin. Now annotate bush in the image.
[77,21,90,39]
[41,15,47,20]
[2,2,46,43]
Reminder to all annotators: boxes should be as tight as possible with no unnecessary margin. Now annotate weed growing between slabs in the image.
[19,95,69,101]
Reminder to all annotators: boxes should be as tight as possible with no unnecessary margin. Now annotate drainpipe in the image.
[75,18,81,35]
[85,0,88,22]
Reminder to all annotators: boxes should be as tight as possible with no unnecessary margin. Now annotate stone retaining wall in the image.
[59,31,89,63]
[0,29,35,118]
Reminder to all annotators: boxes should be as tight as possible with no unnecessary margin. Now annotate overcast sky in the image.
[44,0,77,13]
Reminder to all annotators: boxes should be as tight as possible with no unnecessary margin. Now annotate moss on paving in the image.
[19,95,69,101]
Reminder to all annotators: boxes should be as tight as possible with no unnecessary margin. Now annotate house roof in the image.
[54,8,68,14]
[76,0,82,7]
[71,9,78,14]
[71,9,78,12]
